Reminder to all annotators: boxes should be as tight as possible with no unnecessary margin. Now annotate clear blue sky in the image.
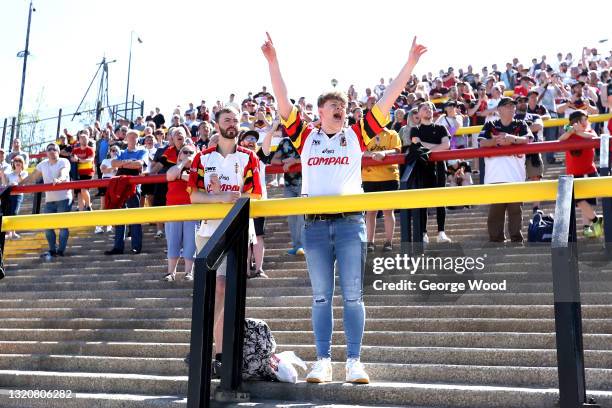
[0,0,609,134]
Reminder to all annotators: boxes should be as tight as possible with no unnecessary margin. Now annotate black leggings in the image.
[420,162,446,233]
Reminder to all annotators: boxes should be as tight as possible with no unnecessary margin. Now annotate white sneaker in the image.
[437,231,452,243]
[345,358,369,384]
[306,357,332,383]
[422,233,429,244]
[94,226,104,234]
[106,226,113,233]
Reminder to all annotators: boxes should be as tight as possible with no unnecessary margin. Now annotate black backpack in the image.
[528,210,554,243]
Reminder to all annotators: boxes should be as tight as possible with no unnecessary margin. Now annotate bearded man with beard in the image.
[187,106,262,378]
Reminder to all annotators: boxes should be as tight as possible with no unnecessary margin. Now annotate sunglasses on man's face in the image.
[47,147,59,152]
[181,149,195,155]
[244,136,258,143]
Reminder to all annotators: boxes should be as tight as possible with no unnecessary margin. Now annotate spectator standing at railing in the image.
[195,121,212,151]
[104,130,146,255]
[6,139,29,168]
[558,110,604,238]
[150,127,188,239]
[140,135,157,209]
[95,129,112,193]
[94,146,120,234]
[478,97,532,243]
[188,106,262,378]
[362,128,401,252]
[264,129,305,256]
[515,95,544,212]
[557,81,599,118]
[23,143,71,259]
[410,101,452,244]
[162,145,198,282]
[399,108,420,147]
[0,149,10,175]
[111,126,129,150]
[71,132,95,212]
[239,129,269,278]
[1,156,28,239]
[263,32,427,384]
[436,100,464,149]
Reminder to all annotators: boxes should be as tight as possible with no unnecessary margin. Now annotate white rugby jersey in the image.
[188,145,261,237]
[281,105,389,197]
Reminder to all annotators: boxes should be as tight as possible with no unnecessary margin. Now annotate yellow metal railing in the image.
[4,177,612,232]
[454,113,611,136]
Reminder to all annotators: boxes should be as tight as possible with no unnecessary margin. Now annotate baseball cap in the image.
[521,76,536,84]
[527,90,539,97]
[444,100,458,109]
[497,97,517,108]
[516,95,528,102]
[571,80,586,89]
[239,129,259,142]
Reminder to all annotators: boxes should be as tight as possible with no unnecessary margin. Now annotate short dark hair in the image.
[215,106,239,123]
[568,110,588,125]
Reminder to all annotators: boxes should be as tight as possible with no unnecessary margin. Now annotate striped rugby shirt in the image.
[188,145,261,237]
[281,105,389,197]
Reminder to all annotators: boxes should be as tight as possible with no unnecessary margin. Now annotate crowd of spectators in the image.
[1,46,611,261]
[0,42,609,382]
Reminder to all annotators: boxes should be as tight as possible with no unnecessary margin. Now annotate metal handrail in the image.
[187,197,250,407]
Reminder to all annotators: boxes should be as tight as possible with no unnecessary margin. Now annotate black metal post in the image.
[186,258,218,408]
[217,206,249,401]
[399,160,414,249]
[95,101,102,123]
[16,0,34,141]
[187,198,251,407]
[131,95,135,122]
[0,186,12,281]
[9,117,16,151]
[479,155,486,185]
[55,108,62,140]
[1,118,7,150]
[551,176,599,408]
[140,100,144,117]
[32,180,42,215]
[598,135,612,257]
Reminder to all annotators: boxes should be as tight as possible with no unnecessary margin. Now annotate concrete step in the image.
[1,316,611,333]
[0,305,610,321]
[1,340,611,369]
[0,371,610,408]
[0,328,609,351]
[0,354,610,390]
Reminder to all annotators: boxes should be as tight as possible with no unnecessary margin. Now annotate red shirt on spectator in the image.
[513,86,529,98]
[72,145,95,176]
[166,169,191,205]
[565,133,597,176]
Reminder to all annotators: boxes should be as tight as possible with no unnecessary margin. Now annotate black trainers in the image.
[212,359,222,379]
[383,241,393,252]
[104,248,124,255]
[367,242,375,253]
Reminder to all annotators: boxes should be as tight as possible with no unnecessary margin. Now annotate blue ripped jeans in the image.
[303,214,367,359]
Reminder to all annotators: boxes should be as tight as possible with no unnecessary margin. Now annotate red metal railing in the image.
[13,138,601,195]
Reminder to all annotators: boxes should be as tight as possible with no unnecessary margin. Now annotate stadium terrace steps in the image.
[0,161,611,407]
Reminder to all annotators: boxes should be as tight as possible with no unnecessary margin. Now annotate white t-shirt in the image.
[485,99,501,123]
[0,162,10,175]
[7,170,28,186]
[100,158,117,179]
[36,158,72,202]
